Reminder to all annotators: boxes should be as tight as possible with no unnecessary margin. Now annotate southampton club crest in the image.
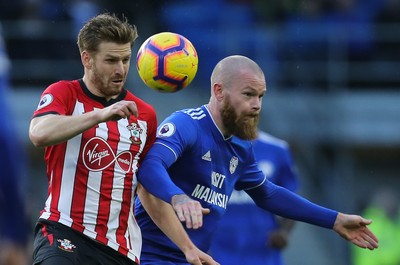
[229,156,238,174]
[57,238,76,252]
[127,122,143,145]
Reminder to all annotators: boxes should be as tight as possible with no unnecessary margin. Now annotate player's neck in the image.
[206,103,229,138]
[82,75,117,102]
[82,75,99,97]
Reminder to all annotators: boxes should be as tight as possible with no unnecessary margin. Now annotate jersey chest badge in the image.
[127,122,143,145]
[229,156,238,174]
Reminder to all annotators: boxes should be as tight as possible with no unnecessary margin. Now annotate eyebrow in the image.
[243,86,266,96]
[104,53,131,60]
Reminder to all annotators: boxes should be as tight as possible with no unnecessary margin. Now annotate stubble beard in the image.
[221,97,259,140]
[92,64,124,98]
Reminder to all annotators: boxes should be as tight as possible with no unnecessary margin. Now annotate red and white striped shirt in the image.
[32,79,157,263]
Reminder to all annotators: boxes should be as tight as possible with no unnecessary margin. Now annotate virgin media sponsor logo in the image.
[82,137,133,173]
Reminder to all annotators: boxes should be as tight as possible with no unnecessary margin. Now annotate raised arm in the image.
[29,100,137,147]
[137,184,219,265]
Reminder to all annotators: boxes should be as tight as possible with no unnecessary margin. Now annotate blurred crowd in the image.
[1,0,400,90]
[0,24,30,265]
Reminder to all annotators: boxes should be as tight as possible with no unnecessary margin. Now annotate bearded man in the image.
[134,55,378,265]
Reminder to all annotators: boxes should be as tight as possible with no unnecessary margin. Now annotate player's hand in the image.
[171,194,210,229]
[184,247,220,265]
[101,100,138,121]
[267,229,289,249]
[333,212,379,250]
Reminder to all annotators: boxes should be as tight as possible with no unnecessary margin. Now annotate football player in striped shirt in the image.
[135,55,379,265]
[29,13,216,265]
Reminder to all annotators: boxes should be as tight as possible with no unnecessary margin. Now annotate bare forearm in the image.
[29,111,102,147]
[137,185,197,253]
[138,186,219,264]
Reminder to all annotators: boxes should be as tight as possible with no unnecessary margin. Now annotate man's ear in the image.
[81,51,93,69]
[213,83,224,102]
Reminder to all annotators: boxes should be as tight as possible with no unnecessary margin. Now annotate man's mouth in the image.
[112,79,123,85]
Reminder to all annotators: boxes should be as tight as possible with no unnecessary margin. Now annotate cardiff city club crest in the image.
[57,238,76,252]
[229,156,238,174]
[127,122,143,144]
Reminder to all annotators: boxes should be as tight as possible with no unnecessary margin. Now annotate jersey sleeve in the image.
[154,110,198,160]
[246,181,338,229]
[32,81,75,118]
[137,110,198,203]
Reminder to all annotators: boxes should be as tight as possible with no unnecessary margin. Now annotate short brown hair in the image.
[77,13,138,54]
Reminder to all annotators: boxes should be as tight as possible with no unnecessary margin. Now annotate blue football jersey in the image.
[209,131,300,265]
[136,105,338,264]
[135,105,267,262]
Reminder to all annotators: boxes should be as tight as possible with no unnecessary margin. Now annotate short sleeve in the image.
[154,110,198,161]
[32,81,75,118]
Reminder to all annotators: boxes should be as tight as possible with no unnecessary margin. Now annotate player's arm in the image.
[138,143,209,229]
[137,184,220,265]
[29,100,137,147]
[247,182,378,249]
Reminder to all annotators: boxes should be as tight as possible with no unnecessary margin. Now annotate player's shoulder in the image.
[42,80,81,98]
[256,131,289,149]
[165,105,208,124]
[156,106,206,141]
[158,106,207,136]
[180,105,208,120]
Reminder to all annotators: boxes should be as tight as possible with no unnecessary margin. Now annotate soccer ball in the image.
[136,32,198,93]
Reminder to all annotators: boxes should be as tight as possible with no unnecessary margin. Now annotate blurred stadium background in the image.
[1,0,400,264]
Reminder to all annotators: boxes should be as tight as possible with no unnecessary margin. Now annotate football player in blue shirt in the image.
[135,55,378,265]
[209,131,299,265]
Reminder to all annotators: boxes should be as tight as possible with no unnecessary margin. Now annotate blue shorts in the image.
[32,220,137,265]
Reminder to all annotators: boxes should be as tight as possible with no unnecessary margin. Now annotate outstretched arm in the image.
[333,213,378,250]
[137,184,220,265]
[161,180,379,250]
